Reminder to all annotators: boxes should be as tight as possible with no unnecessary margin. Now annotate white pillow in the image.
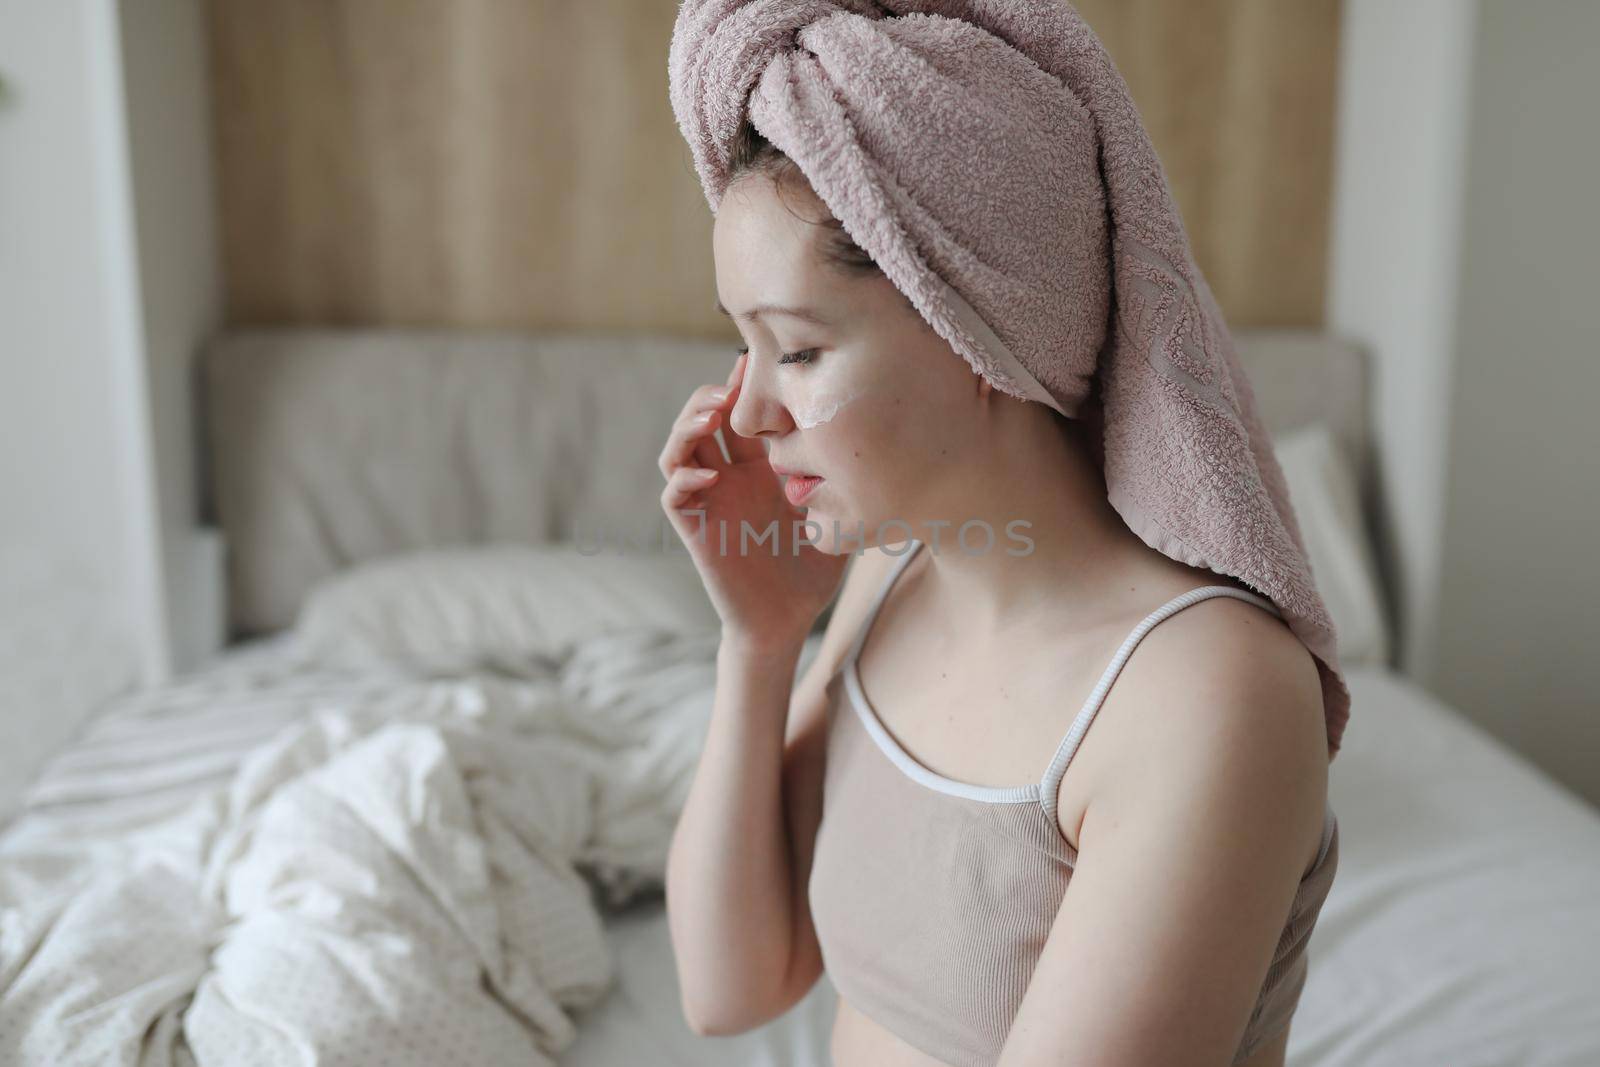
[1270,423,1392,669]
[293,543,721,674]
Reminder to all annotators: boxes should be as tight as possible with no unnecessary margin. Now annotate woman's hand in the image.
[658,351,850,650]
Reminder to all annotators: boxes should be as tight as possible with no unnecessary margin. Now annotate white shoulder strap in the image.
[1037,585,1283,832]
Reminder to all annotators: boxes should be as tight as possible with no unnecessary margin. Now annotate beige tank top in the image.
[807,539,1339,1066]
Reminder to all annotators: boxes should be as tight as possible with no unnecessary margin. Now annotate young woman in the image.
[656,117,1337,1067]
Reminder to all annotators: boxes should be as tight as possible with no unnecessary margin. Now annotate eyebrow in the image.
[714,299,832,326]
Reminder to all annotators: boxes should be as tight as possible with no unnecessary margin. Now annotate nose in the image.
[727,353,794,440]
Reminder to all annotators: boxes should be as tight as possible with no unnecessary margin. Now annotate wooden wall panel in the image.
[1074,0,1343,327]
[204,0,1341,333]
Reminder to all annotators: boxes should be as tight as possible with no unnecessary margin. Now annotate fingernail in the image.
[694,412,712,424]
[694,468,717,480]
[708,387,729,403]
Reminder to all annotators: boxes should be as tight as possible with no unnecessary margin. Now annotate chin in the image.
[795,508,853,557]
[798,506,893,558]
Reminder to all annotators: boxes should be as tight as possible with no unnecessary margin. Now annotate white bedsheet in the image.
[1291,668,1600,1066]
[0,626,733,1065]
[0,549,141,823]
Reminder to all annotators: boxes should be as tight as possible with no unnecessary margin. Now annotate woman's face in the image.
[713,173,1001,554]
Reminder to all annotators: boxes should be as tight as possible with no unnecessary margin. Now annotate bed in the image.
[2,327,1597,1066]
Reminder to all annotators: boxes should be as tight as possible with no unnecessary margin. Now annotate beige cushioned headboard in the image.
[202,327,1369,638]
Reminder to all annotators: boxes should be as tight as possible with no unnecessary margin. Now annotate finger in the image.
[659,398,729,477]
[670,381,740,434]
[659,373,743,478]
[688,379,734,415]
[661,465,719,511]
[697,356,742,422]
[687,408,727,470]
[659,407,728,478]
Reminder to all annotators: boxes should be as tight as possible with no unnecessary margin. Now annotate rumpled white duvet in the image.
[0,626,729,1066]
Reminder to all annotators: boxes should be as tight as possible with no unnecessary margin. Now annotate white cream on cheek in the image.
[780,356,870,431]
[793,393,856,429]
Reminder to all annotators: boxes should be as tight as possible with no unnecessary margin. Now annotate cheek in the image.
[776,364,940,489]
[792,395,853,430]
[803,396,920,487]
[780,382,857,428]
[778,373,868,430]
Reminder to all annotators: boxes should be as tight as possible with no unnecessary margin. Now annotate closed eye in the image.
[737,345,819,366]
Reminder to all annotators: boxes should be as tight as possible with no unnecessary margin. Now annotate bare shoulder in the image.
[1128,594,1326,772]
[1070,593,1330,866]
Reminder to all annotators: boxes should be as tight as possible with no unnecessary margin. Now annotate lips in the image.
[770,461,823,506]
[783,474,824,507]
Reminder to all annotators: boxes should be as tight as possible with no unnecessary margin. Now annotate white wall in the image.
[1330,0,1600,808]
[1326,0,1477,684]
[117,0,225,671]
[0,0,221,817]
[0,0,144,813]
[1431,0,1600,806]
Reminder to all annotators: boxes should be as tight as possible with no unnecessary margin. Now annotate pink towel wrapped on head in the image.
[668,0,1351,757]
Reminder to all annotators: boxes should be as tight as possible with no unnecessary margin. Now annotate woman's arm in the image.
[997,603,1331,1066]
[666,632,807,1035]
[665,550,888,1036]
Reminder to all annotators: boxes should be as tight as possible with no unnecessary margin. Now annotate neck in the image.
[911,401,1158,634]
